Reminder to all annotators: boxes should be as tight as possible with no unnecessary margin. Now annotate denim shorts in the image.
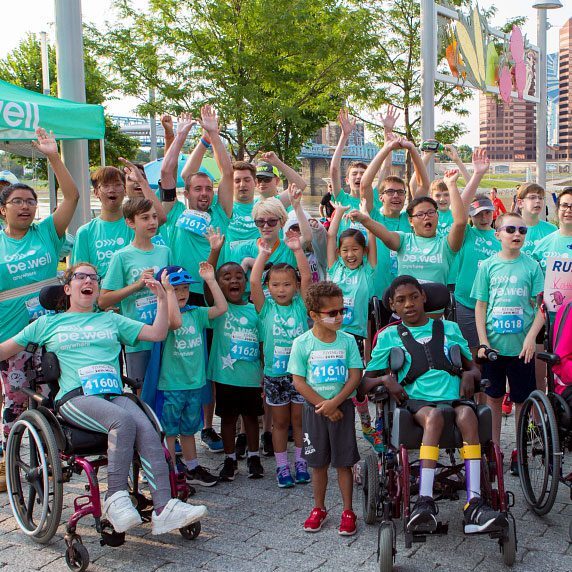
[264,374,304,406]
[160,388,203,436]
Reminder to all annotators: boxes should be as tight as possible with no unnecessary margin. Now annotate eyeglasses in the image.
[410,209,437,219]
[383,189,406,196]
[6,198,38,207]
[524,195,543,202]
[71,272,101,283]
[559,203,572,211]
[498,225,528,235]
[254,218,280,228]
[317,307,347,318]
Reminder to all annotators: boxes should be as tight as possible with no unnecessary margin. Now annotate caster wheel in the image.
[65,542,90,572]
[362,453,379,525]
[179,521,201,540]
[501,519,516,567]
[378,524,394,572]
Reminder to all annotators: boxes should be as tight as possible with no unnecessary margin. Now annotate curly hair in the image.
[304,281,343,313]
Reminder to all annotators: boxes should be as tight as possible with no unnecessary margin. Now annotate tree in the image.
[0,33,138,172]
[87,0,374,164]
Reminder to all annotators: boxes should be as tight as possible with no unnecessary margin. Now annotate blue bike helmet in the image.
[155,265,198,285]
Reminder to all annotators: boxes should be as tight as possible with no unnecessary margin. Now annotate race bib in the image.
[230,330,260,361]
[135,295,158,324]
[389,251,398,276]
[25,296,51,322]
[79,365,122,396]
[343,296,355,325]
[492,307,524,334]
[176,209,211,237]
[273,345,291,374]
[310,349,347,384]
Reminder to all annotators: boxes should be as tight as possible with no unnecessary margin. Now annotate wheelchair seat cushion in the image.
[390,403,492,449]
[57,417,108,456]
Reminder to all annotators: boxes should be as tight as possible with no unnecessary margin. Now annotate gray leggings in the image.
[59,394,171,511]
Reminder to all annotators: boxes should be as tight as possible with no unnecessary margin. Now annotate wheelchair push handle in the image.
[479,378,492,392]
[477,345,498,363]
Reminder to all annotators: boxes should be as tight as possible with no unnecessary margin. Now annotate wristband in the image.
[158,182,177,202]
[200,137,212,149]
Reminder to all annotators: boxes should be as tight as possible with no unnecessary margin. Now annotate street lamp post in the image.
[533,0,563,195]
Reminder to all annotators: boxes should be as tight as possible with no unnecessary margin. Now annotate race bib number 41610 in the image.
[310,349,347,384]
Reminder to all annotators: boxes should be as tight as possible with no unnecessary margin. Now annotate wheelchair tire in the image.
[6,409,63,544]
[501,518,516,567]
[362,453,379,525]
[65,541,89,572]
[179,521,201,540]
[569,518,572,543]
[516,390,561,516]
[377,524,394,572]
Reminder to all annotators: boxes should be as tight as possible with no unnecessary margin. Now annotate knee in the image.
[426,409,444,431]
[456,407,477,429]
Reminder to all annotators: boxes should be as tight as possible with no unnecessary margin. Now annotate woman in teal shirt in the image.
[0,263,207,535]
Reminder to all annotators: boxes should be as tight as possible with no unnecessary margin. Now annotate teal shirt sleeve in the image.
[346,334,364,369]
[71,224,89,265]
[194,306,212,330]
[111,313,145,347]
[287,336,308,378]
[470,262,490,302]
[39,215,65,253]
[531,262,544,298]
[396,231,406,253]
[13,317,45,348]
[101,251,125,291]
[444,321,472,360]
[365,328,391,372]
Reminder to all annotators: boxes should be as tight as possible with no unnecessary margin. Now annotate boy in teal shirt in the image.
[288,282,362,536]
[100,199,171,384]
[158,263,228,487]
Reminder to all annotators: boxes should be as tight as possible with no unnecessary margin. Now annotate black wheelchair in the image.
[360,283,516,571]
[516,298,572,539]
[5,286,199,572]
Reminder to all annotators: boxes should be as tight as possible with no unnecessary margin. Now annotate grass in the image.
[457,178,522,189]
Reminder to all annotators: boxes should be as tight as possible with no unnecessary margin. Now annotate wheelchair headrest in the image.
[382,282,450,313]
[39,285,67,312]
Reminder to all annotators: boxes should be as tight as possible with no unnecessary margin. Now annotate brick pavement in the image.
[1,413,571,572]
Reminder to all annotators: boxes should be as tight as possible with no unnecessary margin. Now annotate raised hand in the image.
[338,108,356,137]
[199,105,219,134]
[288,183,303,209]
[331,202,350,215]
[285,234,302,252]
[260,151,278,164]
[348,208,368,224]
[160,114,174,132]
[198,261,215,282]
[472,147,490,176]
[138,268,156,289]
[383,131,402,151]
[443,144,460,162]
[145,277,166,301]
[119,157,145,183]
[206,227,225,251]
[32,128,58,157]
[380,104,400,133]
[443,169,460,186]
[176,112,196,137]
[257,241,273,259]
[160,269,174,293]
[398,137,416,151]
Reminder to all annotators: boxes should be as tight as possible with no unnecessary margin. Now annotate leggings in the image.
[58,394,171,511]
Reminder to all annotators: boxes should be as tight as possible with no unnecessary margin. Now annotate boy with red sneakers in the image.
[288,282,363,535]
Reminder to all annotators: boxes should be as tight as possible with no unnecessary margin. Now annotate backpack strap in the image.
[397,323,431,386]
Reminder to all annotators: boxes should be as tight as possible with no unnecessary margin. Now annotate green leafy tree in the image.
[88,0,373,164]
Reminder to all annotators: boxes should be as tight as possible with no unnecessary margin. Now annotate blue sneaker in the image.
[201,428,224,453]
[276,465,295,488]
[294,460,311,484]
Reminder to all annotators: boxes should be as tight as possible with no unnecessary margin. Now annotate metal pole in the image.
[536,9,547,193]
[420,0,436,180]
[54,0,91,232]
[99,139,106,167]
[149,88,157,161]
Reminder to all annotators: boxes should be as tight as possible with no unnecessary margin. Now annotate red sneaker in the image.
[338,509,357,536]
[502,393,513,416]
[304,507,327,532]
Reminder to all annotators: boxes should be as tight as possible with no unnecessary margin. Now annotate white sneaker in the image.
[103,490,142,533]
[151,498,207,535]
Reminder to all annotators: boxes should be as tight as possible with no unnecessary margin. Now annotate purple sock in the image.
[295,447,303,462]
[275,450,288,468]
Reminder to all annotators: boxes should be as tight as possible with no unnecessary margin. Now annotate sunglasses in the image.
[317,307,347,318]
[410,209,437,219]
[498,225,528,235]
[71,272,101,284]
[254,218,280,228]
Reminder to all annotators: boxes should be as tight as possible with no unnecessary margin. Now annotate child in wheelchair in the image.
[361,275,509,535]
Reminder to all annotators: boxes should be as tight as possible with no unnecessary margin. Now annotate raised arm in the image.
[402,140,430,198]
[286,235,312,299]
[327,203,350,267]
[181,131,209,182]
[460,148,490,211]
[161,114,175,155]
[0,339,26,363]
[348,209,401,251]
[137,279,169,342]
[199,262,228,319]
[204,227,225,305]
[98,268,156,310]
[250,243,272,312]
[409,151,431,197]
[330,109,356,198]
[160,270,182,330]
[198,105,233,217]
[444,144,471,183]
[376,105,401,185]
[32,128,79,238]
[288,184,312,248]
[260,151,307,207]
[443,169,466,253]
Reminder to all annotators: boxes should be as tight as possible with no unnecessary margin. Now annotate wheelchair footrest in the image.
[407,521,449,545]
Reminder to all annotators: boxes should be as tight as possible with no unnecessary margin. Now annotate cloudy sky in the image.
[1,0,570,146]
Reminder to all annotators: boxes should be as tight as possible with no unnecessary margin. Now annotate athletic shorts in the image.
[405,398,477,416]
[264,374,304,406]
[483,355,536,403]
[160,388,203,436]
[302,398,360,468]
[455,302,478,349]
[214,382,264,418]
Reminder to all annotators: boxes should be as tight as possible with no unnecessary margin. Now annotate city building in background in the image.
[558,17,572,160]
[547,52,559,147]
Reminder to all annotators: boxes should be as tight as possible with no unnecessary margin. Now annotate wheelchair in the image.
[5,286,200,572]
[516,298,572,538]
[360,283,516,571]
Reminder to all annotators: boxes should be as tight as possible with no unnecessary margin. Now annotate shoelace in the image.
[277,465,291,480]
[295,460,308,472]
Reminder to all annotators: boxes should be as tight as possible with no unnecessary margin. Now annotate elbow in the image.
[97,293,113,310]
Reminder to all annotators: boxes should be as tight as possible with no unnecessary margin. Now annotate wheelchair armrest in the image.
[122,376,143,391]
[537,352,560,366]
[19,387,51,407]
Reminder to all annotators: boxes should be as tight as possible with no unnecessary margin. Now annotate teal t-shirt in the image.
[287,329,363,400]
[366,318,471,401]
[102,243,171,353]
[0,216,63,343]
[471,253,544,356]
[258,295,308,376]
[167,199,230,294]
[327,258,374,337]
[158,307,211,391]
[13,311,143,399]
[207,302,262,387]
[227,201,258,249]
[333,190,370,241]
[455,226,500,309]
[523,220,558,258]
[436,208,454,238]
[532,230,572,272]
[396,232,455,285]
[370,210,411,295]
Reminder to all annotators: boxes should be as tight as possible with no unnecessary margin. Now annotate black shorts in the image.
[535,325,546,346]
[350,334,365,362]
[482,355,536,403]
[302,399,360,468]
[214,382,264,418]
[405,399,477,415]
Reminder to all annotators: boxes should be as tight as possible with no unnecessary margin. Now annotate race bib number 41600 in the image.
[310,349,347,384]
[79,365,122,396]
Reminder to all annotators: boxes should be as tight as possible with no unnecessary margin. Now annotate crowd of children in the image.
[1,107,572,540]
